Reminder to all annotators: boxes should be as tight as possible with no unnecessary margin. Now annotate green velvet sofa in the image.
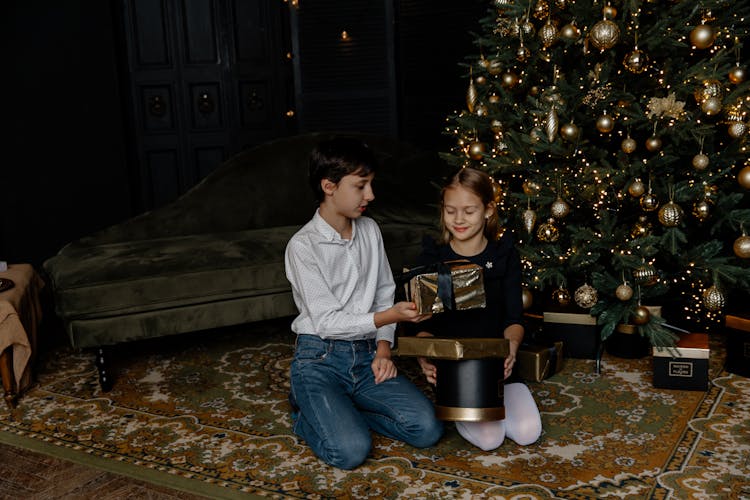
[43,132,443,389]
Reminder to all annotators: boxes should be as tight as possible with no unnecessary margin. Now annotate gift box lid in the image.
[653,333,709,359]
[395,337,509,359]
[725,314,750,332]
[543,311,597,325]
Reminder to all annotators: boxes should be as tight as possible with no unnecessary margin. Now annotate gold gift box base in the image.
[435,405,505,422]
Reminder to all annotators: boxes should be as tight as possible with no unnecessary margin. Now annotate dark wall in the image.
[3,1,484,270]
[6,1,132,269]
[396,0,486,151]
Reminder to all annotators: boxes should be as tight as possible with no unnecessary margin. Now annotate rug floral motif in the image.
[1,319,748,499]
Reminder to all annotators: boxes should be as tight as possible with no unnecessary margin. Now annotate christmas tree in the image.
[443,0,750,346]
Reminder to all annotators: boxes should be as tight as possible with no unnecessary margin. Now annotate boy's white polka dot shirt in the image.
[284,209,396,345]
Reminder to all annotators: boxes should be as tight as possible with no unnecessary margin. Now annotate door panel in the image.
[116,0,295,211]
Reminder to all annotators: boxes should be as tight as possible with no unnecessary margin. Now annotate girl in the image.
[414,167,542,451]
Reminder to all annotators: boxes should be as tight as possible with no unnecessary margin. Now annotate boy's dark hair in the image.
[308,137,378,202]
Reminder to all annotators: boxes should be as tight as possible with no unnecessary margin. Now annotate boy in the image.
[284,137,443,470]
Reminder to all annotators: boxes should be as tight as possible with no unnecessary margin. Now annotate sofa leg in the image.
[95,347,115,392]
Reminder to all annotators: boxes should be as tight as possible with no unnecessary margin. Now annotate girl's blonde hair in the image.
[440,167,501,244]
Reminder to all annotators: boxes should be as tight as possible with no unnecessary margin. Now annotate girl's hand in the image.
[503,351,516,380]
[417,357,437,385]
[372,355,397,384]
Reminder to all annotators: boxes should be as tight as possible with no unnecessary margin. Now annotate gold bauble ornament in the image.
[729,65,747,84]
[739,166,750,189]
[523,180,542,196]
[488,93,500,104]
[501,71,520,88]
[628,178,646,197]
[539,21,558,48]
[546,107,559,142]
[475,104,489,116]
[701,96,723,116]
[640,192,659,212]
[615,283,634,301]
[522,208,537,234]
[589,19,621,51]
[596,112,615,133]
[734,234,750,258]
[645,135,662,152]
[550,197,571,219]
[702,285,725,311]
[490,119,504,133]
[630,215,652,238]
[574,283,598,309]
[475,75,487,86]
[537,218,560,242]
[631,305,651,325]
[658,201,684,227]
[692,198,712,221]
[551,287,570,307]
[692,153,709,171]
[724,102,745,122]
[466,79,477,113]
[488,58,503,75]
[633,264,658,286]
[521,287,534,310]
[468,141,487,160]
[520,20,535,36]
[621,136,637,154]
[602,5,617,19]
[623,48,648,73]
[559,22,581,40]
[560,122,580,142]
[689,24,716,49]
[694,79,723,103]
[727,121,747,139]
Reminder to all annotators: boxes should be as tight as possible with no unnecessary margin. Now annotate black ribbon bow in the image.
[397,261,469,312]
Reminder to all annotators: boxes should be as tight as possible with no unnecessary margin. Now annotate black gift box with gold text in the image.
[653,333,709,391]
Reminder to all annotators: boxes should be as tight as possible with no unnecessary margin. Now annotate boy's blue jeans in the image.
[290,334,444,470]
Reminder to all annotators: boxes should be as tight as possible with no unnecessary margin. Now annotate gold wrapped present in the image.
[403,261,486,314]
[516,341,564,382]
[394,336,509,359]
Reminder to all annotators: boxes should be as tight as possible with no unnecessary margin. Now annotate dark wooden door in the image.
[115,0,296,211]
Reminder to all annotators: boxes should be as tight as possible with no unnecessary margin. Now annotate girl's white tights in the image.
[455,382,542,451]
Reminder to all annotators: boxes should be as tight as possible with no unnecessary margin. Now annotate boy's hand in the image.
[373,302,431,328]
[372,355,397,384]
[392,301,432,323]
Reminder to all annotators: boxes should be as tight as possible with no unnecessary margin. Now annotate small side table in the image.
[0,264,44,409]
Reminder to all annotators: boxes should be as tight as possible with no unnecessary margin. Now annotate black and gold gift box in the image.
[725,314,750,378]
[516,341,564,382]
[653,333,709,391]
[402,261,486,315]
[542,311,601,359]
[395,337,508,422]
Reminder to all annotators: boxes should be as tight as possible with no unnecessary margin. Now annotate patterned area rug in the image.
[1,318,748,499]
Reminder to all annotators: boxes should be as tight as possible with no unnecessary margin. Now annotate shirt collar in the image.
[312,209,357,245]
